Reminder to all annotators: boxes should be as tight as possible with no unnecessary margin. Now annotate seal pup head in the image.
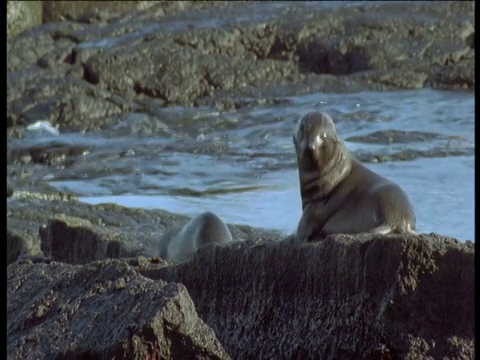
[191,211,233,247]
[160,211,232,262]
[293,111,351,208]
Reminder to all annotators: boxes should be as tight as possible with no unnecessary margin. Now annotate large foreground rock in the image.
[147,233,474,359]
[7,1,474,131]
[7,258,230,359]
[8,233,474,359]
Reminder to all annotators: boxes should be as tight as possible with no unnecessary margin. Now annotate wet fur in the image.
[159,212,232,262]
[294,112,416,241]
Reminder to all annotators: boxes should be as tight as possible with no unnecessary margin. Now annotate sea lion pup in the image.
[159,211,233,262]
[293,111,416,241]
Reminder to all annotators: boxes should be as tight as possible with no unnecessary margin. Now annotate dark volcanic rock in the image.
[7,232,473,359]
[7,1,474,132]
[42,0,157,23]
[42,1,220,24]
[346,130,445,144]
[39,214,145,264]
[7,258,230,359]
[7,141,91,166]
[7,182,14,197]
[7,229,26,265]
[7,1,43,38]
[7,223,44,266]
[138,233,474,359]
[7,196,285,264]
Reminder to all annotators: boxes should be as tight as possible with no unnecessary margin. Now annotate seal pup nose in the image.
[313,133,326,149]
[301,140,319,160]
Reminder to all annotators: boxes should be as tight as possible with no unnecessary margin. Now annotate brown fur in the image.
[294,112,416,241]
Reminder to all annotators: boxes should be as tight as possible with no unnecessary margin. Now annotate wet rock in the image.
[143,233,474,359]
[42,1,220,24]
[6,197,474,358]
[7,224,44,265]
[361,69,429,90]
[346,130,452,144]
[457,20,474,49]
[7,229,26,265]
[42,1,156,23]
[355,146,474,164]
[7,143,90,166]
[8,197,285,264]
[7,1,43,38]
[7,182,14,197]
[7,258,230,359]
[7,75,139,131]
[83,34,298,106]
[7,1,474,132]
[39,214,146,264]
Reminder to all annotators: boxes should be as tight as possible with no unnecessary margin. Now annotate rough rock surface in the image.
[8,1,207,38]
[42,0,158,23]
[7,195,284,264]
[8,233,474,359]
[39,214,145,264]
[7,1,43,38]
[145,233,475,359]
[7,1,474,132]
[7,258,230,359]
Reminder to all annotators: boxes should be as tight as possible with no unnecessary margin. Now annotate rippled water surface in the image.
[38,89,473,241]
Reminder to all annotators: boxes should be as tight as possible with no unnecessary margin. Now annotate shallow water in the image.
[36,88,473,241]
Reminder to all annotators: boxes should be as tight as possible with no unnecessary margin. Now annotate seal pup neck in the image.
[293,111,352,208]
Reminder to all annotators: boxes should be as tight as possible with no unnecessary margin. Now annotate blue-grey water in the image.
[41,89,473,241]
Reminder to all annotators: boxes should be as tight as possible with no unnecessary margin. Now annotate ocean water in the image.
[62,89,474,241]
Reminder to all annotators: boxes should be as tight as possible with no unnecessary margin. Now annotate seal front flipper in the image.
[296,205,323,241]
[306,228,329,242]
[296,184,346,241]
[295,213,313,242]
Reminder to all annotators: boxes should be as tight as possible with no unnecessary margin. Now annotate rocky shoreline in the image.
[7,1,475,359]
[8,1,474,131]
[8,217,475,358]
